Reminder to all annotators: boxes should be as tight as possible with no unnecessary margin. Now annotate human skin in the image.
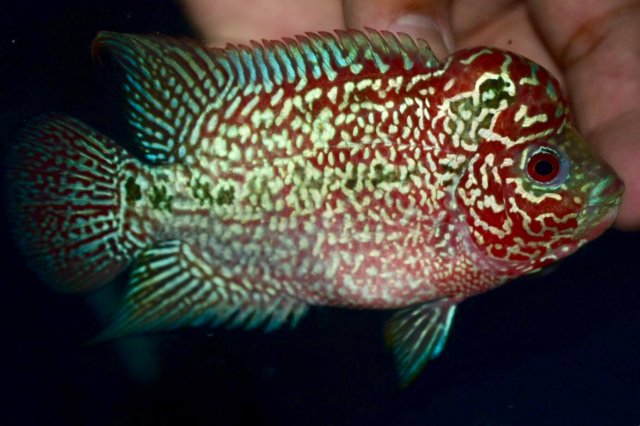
[182,0,640,231]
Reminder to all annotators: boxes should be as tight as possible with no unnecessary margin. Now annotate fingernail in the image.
[388,14,452,59]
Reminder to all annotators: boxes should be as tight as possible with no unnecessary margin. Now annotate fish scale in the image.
[130,67,485,306]
[6,29,623,386]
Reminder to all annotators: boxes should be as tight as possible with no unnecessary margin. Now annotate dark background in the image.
[1,1,639,425]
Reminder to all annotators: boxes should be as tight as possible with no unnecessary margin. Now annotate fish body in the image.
[6,30,623,384]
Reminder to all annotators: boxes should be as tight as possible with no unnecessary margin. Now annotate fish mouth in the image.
[577,175,624,240]
[587,175,624,208]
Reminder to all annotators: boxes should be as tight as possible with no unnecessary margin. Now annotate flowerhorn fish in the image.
[6,29,623,385]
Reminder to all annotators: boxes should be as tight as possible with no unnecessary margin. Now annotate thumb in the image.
[342,0,454,59]
[182,0,344,46]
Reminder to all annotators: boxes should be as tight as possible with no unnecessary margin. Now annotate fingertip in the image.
[388,14,453,59]
[343,0,454,59]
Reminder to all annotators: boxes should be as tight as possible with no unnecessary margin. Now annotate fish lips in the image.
[577,176,624,241]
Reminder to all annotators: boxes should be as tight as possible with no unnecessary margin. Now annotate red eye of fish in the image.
[527,149,561,183]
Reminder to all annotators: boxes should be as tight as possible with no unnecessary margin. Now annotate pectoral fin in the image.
[95,239,307,341]
[385,299,457,387]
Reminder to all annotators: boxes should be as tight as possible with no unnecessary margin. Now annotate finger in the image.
[527,0,640,132]
[528,0,640,229]
[451,1,563,83]
[449,0,518,37]
[342,0,454,59]
[181,0,344,46]
[587,109,640,230]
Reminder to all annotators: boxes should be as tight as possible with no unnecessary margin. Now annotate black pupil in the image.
[534,159,554,176]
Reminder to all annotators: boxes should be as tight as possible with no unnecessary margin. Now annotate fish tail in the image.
[6,114,140,292]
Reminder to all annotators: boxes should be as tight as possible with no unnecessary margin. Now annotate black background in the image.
[1,1,639,425]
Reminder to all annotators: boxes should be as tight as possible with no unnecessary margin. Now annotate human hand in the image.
[182,0,640,230]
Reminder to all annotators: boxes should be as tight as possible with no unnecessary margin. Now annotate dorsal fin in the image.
[230,28,439,85]
[93,32,221,164]
[93,30,439,165]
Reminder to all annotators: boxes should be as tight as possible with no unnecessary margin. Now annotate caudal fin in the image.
[5,115,138,292]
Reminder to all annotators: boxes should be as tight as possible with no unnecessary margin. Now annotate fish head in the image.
[450,48,623,274]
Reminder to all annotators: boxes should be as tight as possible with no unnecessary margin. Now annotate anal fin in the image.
[385,298,457,387]
[96,240,307,340]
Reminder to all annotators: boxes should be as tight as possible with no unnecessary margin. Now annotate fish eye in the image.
[526,147,565,184]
